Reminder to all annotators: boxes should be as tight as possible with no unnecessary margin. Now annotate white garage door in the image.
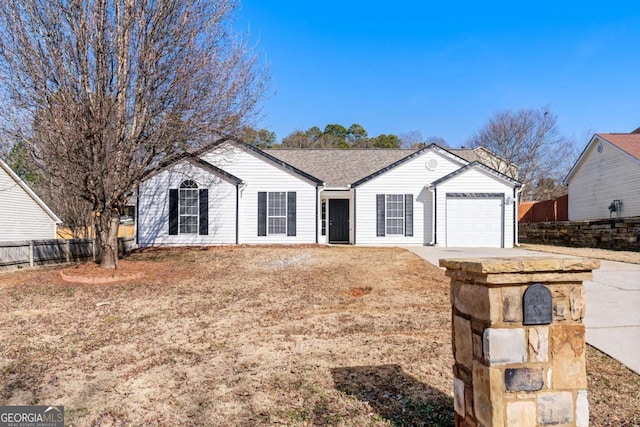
[446,197,503,247]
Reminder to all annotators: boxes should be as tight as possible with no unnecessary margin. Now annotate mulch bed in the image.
[60,261,149,284]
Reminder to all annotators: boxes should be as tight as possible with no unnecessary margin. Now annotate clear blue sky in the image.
[236,1,640,148]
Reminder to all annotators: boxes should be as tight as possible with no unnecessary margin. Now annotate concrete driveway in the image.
[406,246,640,375]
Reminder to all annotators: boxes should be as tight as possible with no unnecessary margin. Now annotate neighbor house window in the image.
[376,193,413,237]
[179,180,199,234]
[268,191,287,235]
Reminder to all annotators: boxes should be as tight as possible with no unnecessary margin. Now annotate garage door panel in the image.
[446,197,503,247]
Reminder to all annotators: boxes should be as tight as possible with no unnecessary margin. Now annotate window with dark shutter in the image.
[258,192,267,236]
[376,194,385,236]
[169,189,178,235]
[385,194,404,235]
[287,192,296,236]
[404,194,413,237]
[267,192,287,234]
[199,189,208,235]
[179,180,199,234]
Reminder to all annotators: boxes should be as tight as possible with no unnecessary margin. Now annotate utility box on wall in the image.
[440,257,599,427]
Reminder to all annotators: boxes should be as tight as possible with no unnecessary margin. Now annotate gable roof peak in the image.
[213,138,325,185]
[596,133,640,161]
[0,158,62,223]
[430,160,522,188]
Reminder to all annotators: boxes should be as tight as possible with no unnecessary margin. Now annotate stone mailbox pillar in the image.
[440,257,599,427]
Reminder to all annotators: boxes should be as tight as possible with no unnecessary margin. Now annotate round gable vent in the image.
[597,143,603,153]
[426,158,438,171]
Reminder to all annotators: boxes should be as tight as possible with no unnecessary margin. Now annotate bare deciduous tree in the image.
[399,130,423,149]
[0,0,267,268]
[467,106,576,201]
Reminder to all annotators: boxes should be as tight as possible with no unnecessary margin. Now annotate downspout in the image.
[236,182,247,244]
[427,186,436,246]
[514,185,525,247]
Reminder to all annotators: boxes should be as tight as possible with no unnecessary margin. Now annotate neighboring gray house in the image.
[565,133,640,221]
[137,140,522,248]
[0,159,61,241]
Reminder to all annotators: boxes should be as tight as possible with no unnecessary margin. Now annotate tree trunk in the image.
[94,211,120,269]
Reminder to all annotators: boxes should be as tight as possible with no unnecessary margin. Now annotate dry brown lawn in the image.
[0,246,638,426]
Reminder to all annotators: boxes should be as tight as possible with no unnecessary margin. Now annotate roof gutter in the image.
[322,186,351,191]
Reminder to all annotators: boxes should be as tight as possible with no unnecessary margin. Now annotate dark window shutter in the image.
[199,189,208,235]
[169,189,178,235]
[405,194,413,237]
[257,192,267,236]
[287,192,297,236]
[376,194,385,236]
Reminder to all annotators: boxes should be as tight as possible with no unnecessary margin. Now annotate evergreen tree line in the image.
[241,123,402,149]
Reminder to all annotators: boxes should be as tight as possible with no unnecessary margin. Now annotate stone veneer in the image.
[519,217,640,251]
[440,257,599,427]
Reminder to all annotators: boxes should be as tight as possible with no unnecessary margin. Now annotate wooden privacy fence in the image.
[519,194,568,223]
[0,237,135,269]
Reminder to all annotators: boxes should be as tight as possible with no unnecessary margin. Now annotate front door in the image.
[328,199,349,243]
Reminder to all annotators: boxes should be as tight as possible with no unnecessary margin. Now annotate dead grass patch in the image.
[348,287,373,298]
[0,246,637,426]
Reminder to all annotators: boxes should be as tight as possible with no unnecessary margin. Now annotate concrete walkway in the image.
[406,246,640,375]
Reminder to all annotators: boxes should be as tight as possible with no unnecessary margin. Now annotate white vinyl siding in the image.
[138,161,237,246]
[568,138,640,220]
[435,167,515,248]
[355,150,465,245]
[202,144,317,244]
[0,165,58,241]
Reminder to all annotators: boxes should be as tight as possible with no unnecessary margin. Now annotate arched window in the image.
[179,180,198,234]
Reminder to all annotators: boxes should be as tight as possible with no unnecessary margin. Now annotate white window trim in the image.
[385,194,404,236]
[267,191,287,235]
[179,181,199,235]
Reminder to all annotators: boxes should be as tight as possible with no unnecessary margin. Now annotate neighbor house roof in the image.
[565,133,640,184]
[597,133,640,161]
[0,159,62,223]
[450,148,481,163]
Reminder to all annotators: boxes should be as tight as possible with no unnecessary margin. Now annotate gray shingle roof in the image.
[265,149,419,187]
[264,146,511,187]
[450,148,481,163]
